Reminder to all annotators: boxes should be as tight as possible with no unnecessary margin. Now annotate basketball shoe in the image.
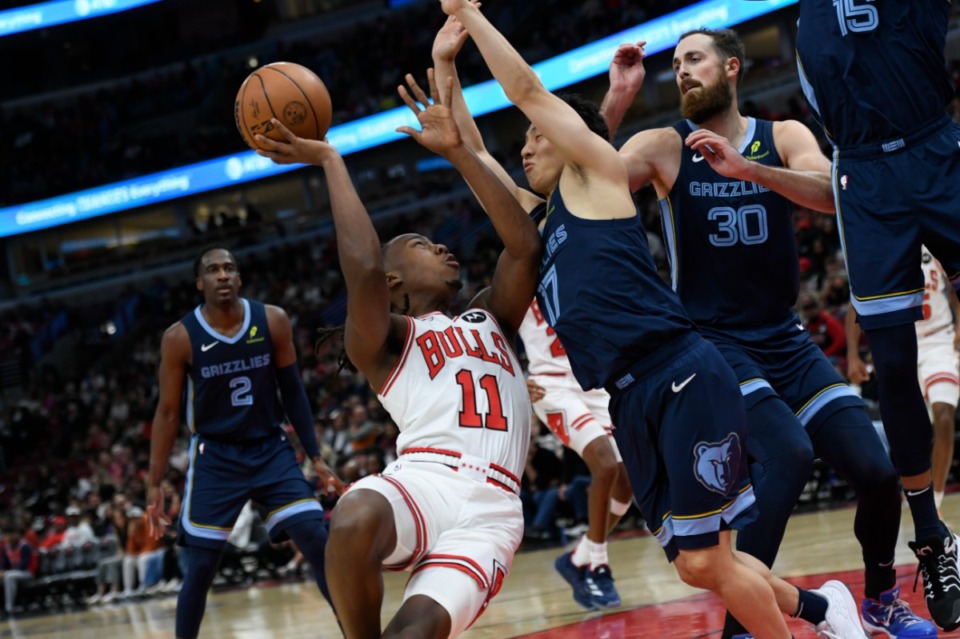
[861,584,937,638]
[810,580,869,638]
[909,531,960,631]
[554,551,595,610]
[582,564,621,608]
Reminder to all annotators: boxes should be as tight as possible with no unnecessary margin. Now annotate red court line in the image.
[513,565,960,638]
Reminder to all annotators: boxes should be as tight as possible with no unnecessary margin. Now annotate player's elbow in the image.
[504,72,546,108]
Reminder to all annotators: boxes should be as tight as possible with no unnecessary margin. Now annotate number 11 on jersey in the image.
[456,369,508,431]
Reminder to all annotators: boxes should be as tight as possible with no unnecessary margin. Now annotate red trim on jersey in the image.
[570,413,596,432]
[488,462,520,486]
[413,553,488,589]
[380,474,427,571]
[486,477,516,494]
[379,316,416,397]
[925,372,960,389]
[400,446,462,459]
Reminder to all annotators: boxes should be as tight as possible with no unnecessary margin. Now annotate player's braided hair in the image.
[314,286,412,374]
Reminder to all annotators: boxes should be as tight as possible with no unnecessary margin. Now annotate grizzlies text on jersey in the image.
[659,118,798,328]
[181,298,284,439]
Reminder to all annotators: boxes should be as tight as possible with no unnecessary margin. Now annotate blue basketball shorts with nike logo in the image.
[606,333,757,562]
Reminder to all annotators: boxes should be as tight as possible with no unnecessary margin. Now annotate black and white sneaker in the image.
[909,531,960,631]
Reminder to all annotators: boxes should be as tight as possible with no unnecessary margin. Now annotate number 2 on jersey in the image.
[230,376,253,406]
[456,369,507,431]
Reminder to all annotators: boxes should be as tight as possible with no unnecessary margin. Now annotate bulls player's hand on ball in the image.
[255,119,337,166]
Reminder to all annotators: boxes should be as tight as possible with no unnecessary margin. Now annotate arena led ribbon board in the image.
[0,0,163,38]
[0,0,798,237]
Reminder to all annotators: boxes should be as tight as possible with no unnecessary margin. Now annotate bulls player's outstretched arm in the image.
[397,71,541,334]
[254,122,397,379]
[431,9,544,214]
[443,1,630,200]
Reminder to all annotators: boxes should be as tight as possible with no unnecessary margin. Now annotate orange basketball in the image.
[234,62,332,151]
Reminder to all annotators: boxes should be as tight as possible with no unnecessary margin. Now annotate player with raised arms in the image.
[255,69,541,638]
[436,1,868,636]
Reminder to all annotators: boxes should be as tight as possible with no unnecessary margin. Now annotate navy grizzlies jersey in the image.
[795,0,952,148]
[659,119,798,328]
[181,298,284,439]
[537,187,693,391]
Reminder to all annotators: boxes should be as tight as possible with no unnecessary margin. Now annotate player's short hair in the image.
[193,246,238,277]
[679,28,746,85]
[555,92,610,142]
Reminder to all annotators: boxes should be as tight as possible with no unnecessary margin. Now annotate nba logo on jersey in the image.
[693,433,742,495]
[840,175,848,191]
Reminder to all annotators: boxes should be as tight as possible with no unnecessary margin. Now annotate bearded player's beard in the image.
[680,77,734,123]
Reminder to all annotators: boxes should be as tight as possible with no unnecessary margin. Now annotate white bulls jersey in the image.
[519,299,573,376]
[377,309,530,483]
[918,245,953,339]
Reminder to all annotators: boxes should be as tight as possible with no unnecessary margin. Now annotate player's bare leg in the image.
[558,438,628,609]
[325,490,398,639]
[734,546,868,638]
[383,595,452,639]
[674,534,791,639]
[931,401,956,507]
[608,467,632,532]
[581,438,620,544]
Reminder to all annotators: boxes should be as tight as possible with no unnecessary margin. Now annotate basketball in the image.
[234,61,332,151]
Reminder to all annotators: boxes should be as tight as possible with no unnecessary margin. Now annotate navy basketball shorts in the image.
[608,334,757,562]
[702,319,864,436]
[834,117,960,330]
[179,431,324,550]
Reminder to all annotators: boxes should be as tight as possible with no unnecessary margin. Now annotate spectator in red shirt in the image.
[39,516,68,549]
[799,291,846,362]
[2,524,37,616]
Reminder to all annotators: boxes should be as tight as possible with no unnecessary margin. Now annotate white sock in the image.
[571,534,590,567]
[935,490,945,510]
[586,538,608,570]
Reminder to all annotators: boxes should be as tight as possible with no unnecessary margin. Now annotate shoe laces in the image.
[871,597,924,628]
[589,565,615,586]
[814,622,842,639]
[914,544,958,599]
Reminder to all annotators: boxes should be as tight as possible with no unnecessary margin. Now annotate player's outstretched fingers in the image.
[397,84,421,115]
[405,73,432,109]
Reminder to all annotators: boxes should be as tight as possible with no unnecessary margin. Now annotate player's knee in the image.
[583,439,619,482]
[674,549,722,590]
[933,402,956,427]
[328,491,394,556]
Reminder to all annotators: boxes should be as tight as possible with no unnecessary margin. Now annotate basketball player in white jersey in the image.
[520,300,633,610]
[256,71,540,639]
[848,245,960,509]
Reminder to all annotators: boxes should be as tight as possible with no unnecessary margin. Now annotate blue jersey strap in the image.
[275,363,321,459]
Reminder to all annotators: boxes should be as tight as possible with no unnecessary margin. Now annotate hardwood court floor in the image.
[5,495,960,638]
